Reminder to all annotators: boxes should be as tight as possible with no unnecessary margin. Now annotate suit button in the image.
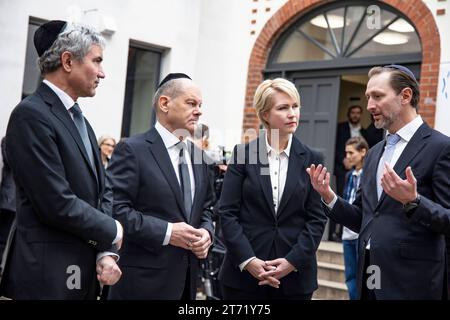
[374,211,380,217]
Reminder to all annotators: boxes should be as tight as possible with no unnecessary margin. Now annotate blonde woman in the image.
[218,78,327,300]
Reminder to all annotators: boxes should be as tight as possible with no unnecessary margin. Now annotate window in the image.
[22,18,46,99]
[271,3,421,64]
[121,43,162,137]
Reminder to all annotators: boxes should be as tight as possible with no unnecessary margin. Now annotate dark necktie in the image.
[177,142,192,220]
[70,103,95,169]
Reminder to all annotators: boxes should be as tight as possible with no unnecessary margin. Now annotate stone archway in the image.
[243,0,440,136]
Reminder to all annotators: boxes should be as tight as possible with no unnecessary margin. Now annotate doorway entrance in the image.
[262,1,423,240]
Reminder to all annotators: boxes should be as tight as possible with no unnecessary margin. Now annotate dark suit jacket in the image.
[334,122,368,177]
[328,122,450,299]
[2,82,117,299]
[218,135,327,296]
[0,137,15,212]
[106,127,214,300]
[365,123,384,148]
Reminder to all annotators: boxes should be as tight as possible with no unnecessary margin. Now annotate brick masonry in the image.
[243,0,441,138]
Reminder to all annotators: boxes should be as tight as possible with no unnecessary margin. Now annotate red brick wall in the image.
[243,0,441,138]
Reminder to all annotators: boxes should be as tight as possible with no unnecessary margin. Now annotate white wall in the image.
[1,0,448,153]
[0,0,203,143]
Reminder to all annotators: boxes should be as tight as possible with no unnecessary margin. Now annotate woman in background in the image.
[98,134,116,169]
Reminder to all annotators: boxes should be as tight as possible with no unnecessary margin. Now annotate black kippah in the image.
[34,20,67,57]
[384,64,417,82]
[157,73,192,89]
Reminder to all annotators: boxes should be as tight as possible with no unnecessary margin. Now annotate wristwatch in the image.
[403,194,421,217]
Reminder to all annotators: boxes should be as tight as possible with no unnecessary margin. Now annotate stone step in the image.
[317,261,346,283]
[313,279,349,300]
[316,241,344,265]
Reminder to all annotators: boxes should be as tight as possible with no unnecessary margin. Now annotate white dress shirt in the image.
[349,122,362,138]
[326,116,424,249]
[155,121,195,245]
[43,79,123,261]
[239,133,292,271]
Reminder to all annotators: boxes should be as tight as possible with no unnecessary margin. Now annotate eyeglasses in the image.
[102,143,115,148]
[383,64,417,82]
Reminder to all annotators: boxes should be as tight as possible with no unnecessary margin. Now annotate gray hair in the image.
[152,79,188,112]
[38,23,105,75]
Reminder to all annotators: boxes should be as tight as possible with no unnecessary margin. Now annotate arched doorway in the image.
[243,0,440,164]
[267,1,423,172]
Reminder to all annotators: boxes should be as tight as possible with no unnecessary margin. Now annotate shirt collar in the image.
[265,131,292,157]
[391,115,423,143]
[155,121,184,150]
[43,79,76,112]
[352,168,363,176]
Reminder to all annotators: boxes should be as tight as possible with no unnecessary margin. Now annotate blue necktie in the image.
[177,142,192,220]
[376,133,401,199]
[70,103,95,169]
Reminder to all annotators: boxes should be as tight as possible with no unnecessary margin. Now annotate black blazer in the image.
[106,127,214,300]
[0,137,15,212]
[2,82,117,299]
[334,122,368,176]
[218,135,327,296]
[328,122,450,299]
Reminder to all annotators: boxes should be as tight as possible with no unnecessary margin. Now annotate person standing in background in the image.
[332,105,367,241]
[341,136,368,300]
[98,134,116,169]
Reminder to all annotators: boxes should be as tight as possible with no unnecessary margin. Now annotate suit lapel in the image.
[367,141,385,210]
[39,83,98,183]
[85,120,102,192]
[146,128,186,219]
[277,137,306,216]
[189,141,202,223]
[251,137,276,219]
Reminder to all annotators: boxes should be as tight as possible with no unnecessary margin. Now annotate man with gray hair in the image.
[1,20,123,299]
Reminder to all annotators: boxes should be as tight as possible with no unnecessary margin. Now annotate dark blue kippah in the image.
[384,64,417,82]
[34,20,67,57]
[157,73,192,89]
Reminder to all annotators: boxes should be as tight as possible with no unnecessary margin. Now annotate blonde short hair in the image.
[253,78,300,128]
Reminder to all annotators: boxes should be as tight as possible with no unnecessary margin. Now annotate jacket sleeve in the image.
[107,141,168,252]
[408,142,450,235]
[219,145,255,267]
[5,105,117,251]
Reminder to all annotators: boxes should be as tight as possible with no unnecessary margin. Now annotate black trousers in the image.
[360,249,376,300]
[181,268,192,300]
